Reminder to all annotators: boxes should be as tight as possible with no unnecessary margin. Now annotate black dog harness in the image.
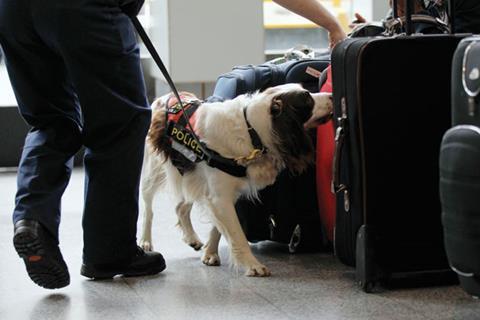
[164,95,267,177]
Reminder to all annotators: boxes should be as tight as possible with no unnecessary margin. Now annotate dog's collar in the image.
[205,108,267,176]
[236,107,268,162]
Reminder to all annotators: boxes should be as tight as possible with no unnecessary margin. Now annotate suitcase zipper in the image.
[468,97,476,116]
[332,38,360,265]
[343,189,350,213]
[356,43,369,225]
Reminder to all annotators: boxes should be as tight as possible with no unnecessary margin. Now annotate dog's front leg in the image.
[139,149,166,252]
[176,201,203,251]
[205,197,271,277]
[202,226,221,266]
[139,175,160,251]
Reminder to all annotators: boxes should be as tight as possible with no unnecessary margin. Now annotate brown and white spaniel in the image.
[139,83,332,276]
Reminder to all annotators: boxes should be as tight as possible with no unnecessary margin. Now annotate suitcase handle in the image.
[392,0,455,35]
[449,0,455,33]
[384,14,450,35]
[405,0,414,35]
[332,126,346,194]
[332,97,351,212]
[332,97,347,195]
[392,0,398,19]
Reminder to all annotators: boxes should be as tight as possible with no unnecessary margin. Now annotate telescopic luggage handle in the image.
[406,0,414,35]
[449,0,455,33]
[391,0,455,35]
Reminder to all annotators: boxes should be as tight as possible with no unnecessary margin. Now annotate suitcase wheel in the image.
[359,280,376,293]
[458,274,480,299]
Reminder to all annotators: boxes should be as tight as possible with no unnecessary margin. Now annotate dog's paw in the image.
[139,240,154,252]
[182,234,204,251]
[189,241,204,251]
[202,252,221,266]
[245,263,271,277]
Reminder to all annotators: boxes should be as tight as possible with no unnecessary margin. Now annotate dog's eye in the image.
[300,91,314,105]
[271,98,283,117]
[301,90,311,100]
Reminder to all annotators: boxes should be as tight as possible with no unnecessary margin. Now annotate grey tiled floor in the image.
[0,169,479,320]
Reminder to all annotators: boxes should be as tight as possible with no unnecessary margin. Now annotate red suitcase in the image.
[316,66,336,243]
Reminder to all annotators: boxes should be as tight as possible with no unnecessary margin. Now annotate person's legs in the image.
[0,0,82,289]
[1,0,164,285]
[0,1,83,239]
[48,0,152,265]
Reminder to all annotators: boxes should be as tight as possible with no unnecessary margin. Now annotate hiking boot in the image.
[80,246,166,279]
[13,219,70,289]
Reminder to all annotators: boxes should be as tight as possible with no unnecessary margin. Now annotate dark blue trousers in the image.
[0,0,151,264]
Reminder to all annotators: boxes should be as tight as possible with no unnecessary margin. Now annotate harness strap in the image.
[167,100,202,129]
[206,151,247,177]
[243,108,266,153]
[167,121,248,177]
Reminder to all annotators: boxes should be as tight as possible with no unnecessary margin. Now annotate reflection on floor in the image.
[0,169,479,320]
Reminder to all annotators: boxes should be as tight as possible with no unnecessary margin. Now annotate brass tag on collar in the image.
[235,149,263,163]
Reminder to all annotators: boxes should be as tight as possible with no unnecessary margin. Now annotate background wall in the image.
[373,0,390,21]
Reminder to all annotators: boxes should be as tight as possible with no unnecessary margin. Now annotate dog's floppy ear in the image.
[292,90,315,124]
[273,90,314,124]
[270,97,283,118]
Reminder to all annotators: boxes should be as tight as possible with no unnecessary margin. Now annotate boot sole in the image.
[14,227,70,289]
[80,262,166,280]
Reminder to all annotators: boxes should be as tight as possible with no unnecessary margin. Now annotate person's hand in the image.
[349,13,367,29]
[120,0,145,17]
[328,28,347,49]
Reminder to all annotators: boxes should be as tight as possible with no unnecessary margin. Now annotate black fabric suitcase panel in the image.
[332,35,464,273]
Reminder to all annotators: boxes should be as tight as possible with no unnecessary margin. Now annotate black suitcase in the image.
[207,57,330,252]
[331,0,462,291]
[439,36,480,298]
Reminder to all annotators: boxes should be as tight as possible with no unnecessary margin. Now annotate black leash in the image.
[130,16,208,159]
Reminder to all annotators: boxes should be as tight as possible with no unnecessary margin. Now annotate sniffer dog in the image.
[139,83,332,276]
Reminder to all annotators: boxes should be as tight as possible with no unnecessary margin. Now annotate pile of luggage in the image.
[208,0,480,297]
